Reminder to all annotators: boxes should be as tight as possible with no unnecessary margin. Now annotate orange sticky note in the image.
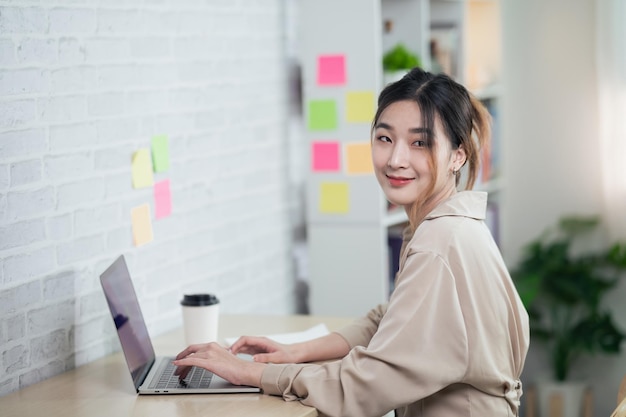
[346,91,375,123]
[154,179,171,219]
[131,204,153,247]
[346,142,373,174]
[319,182,349,214]
[131,148,154,188]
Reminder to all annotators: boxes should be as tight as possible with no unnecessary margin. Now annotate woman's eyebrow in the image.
[374,122,431,135]
[374,122,393,131]
[409,127,431,135]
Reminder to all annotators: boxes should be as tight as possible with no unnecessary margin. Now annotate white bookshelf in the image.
[299,0,503,317]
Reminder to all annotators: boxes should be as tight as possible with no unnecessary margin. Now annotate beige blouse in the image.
[261,191,530,417]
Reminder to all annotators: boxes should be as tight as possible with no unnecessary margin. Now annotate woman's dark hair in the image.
[372,67,491,228]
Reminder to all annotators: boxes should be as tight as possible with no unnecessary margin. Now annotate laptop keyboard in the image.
[150,360,213,389]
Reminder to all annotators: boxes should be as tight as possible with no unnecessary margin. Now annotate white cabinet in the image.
[299,0,503,317]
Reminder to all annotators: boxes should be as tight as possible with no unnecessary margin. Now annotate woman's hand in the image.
[173,342,266,387]
[230,332,351,364]
[230,336,302,364]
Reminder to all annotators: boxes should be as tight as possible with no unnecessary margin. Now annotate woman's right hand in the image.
[229,336,302,364]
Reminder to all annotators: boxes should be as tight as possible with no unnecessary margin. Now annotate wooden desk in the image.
[1,314,354,417]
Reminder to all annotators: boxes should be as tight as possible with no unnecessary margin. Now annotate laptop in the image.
[99,255,261,394]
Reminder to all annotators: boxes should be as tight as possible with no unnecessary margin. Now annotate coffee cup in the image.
[180,293,220,345]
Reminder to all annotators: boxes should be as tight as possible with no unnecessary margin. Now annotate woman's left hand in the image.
[173,342,266,387]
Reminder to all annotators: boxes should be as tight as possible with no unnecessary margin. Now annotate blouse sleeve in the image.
[260,251,470,417]
[334,303,387,348]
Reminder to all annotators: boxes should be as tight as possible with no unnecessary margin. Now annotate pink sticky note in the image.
[317,55,346,86]
[312,142,340,172]
[154,179,172,219]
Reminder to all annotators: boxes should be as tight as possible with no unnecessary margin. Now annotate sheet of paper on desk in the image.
[225,323,330,346]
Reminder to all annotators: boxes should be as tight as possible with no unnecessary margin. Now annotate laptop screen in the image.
[100,255,156,390]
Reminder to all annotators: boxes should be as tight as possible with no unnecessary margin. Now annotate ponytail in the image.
[463,95,492,190]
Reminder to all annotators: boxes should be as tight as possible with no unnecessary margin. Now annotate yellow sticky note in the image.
[132,148,154,188]
[346,91,375,123]
[131,204,154,247]
[319,182,349,214]
[346,142,373,174]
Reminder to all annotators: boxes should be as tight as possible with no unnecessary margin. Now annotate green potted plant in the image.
[382,43,421,85]
[511,215,626,414]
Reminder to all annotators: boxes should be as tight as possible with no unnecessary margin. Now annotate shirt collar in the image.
[424,190,488,221]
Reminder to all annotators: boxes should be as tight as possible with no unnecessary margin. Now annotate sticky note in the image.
[346,91,375,123]
[319,182,349,214]
[131,204,154,247]
[131,148,154,188]
[312,141,340,172]
[308,100,338,131]
[154,179,172,219]
[151,135,170,172]
[317,54,346,86]
[346,142,374,174]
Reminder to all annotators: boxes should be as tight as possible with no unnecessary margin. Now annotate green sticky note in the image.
[151,135,170,172]
[308,100,338,131]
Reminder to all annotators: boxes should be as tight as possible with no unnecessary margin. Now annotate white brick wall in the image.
[0,0,299,396]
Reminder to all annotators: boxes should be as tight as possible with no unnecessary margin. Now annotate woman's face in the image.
[371,100,464,208]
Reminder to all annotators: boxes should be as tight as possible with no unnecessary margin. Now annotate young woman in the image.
[174,68,530,417]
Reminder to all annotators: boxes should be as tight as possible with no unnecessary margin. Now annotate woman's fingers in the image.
[174,342,228,374]
[172,343,265,387]
[250,352,280,363]
[173,356,207,369]
[173,343,225,377]
[175,343,209,360]
[230,336,262,353]
[231,336,279,354]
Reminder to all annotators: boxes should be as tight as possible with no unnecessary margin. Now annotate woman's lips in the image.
[387,175,413,187]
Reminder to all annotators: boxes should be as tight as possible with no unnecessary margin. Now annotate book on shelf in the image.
[387,224,405,295]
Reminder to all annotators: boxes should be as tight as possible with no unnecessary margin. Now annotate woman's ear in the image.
[452,145,467,171]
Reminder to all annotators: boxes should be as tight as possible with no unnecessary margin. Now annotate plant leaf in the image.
[571,313,625,354]
[510,215,626,381]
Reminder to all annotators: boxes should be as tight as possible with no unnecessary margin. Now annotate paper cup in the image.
[181,294,219,345]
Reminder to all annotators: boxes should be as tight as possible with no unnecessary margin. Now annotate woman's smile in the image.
[386,175,414,187]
